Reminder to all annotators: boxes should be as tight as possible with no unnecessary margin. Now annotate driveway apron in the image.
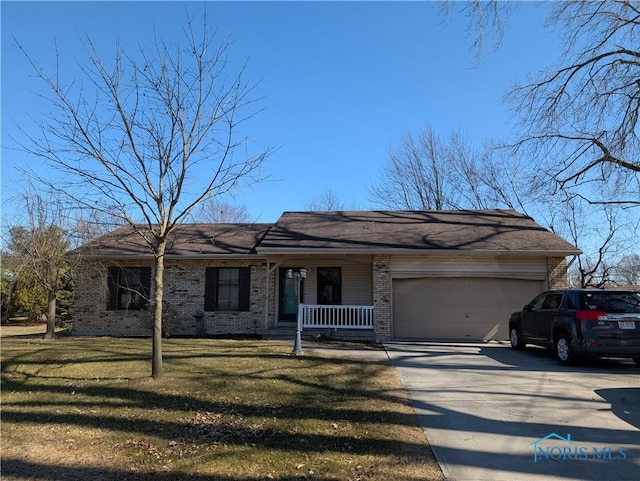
[385,341,640,481]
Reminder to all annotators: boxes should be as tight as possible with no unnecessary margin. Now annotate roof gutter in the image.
[255,248,583,257]
[78,253,268,260]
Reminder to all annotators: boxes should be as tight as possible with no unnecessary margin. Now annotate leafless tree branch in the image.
[11,10,273,377]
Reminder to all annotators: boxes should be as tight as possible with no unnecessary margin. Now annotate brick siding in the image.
[73,259,267,337]
[547,257,570,289]
[372,254,392,342]
[73,254,572,340]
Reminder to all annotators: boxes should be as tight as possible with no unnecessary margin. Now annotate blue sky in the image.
[1,1,557,224]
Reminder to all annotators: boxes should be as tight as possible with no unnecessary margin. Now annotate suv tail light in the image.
[576,310,608,321]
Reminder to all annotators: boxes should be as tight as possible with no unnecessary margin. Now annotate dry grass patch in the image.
[1,334,443,481]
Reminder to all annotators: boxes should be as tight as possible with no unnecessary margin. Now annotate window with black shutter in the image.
[107,266,151,310]
[204,267,250,311]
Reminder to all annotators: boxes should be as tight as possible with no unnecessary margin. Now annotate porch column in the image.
[372,254,392,342]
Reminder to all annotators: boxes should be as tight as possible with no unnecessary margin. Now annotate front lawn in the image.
[1,333,443,480]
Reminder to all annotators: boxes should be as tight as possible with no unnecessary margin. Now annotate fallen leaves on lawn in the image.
[183,409,269,445]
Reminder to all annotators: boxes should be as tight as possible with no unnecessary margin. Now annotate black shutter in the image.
[107,266,119,310]
[140,267,152,307]
[204,267,218,312]
[238,267,251,311]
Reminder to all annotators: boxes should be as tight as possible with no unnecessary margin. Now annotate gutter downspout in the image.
[566,255,579,288]
[567,255,578,269]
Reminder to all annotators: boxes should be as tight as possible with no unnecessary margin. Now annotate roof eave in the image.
[79,253,268,260]
[256,247,582,256]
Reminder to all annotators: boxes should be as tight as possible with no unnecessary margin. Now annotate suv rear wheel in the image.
[555,333,574,365]
[509,325,525,350]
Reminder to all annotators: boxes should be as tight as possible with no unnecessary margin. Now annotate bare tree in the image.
[74,210,123,246]
[448,1,639,205]
[558,194,626,288]
[369,124,460,210]
[13,12,272,377]
[507,1,640,207]
[614,253,640,286]
[441,0,512,59]
[193,198,251,223]
[306,189,345,211]
[4,188,74,338]
[369,123,531,212]
[471,145,533,213]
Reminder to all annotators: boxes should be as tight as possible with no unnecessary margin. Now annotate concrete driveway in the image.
[385,341,640,481]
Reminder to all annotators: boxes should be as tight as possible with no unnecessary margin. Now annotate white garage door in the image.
[393,277,543,340]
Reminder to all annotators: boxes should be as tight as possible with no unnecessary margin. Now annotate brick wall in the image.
[73,254,570,339]
[266,266,277,329]
[372,254,391,342]
[547,257,570,289]
[72,259,152,336]
[72,258,268,337]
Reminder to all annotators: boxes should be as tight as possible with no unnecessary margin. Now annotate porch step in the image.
[264,327,376,342]
[263,328,297,341]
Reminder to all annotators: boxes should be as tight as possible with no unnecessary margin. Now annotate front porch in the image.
[264,255,391,342]
[265,304,376,342]
[300,304,374,329]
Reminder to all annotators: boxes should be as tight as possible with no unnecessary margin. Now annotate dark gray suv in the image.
[509,289,640,365]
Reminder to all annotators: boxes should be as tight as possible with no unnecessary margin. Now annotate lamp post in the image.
[288,268,307,355]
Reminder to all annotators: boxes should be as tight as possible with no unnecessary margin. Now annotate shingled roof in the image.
[76,210,580,258]
[77,223,272,258]
[257,210,581,255]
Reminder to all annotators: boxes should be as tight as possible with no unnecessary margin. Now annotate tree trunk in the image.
[151,241,166,378]
[43,290,56,339]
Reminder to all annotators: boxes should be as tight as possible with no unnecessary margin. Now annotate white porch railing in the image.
[299,304,374,330]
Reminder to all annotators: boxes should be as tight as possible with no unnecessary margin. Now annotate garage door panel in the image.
[393,278,542,340]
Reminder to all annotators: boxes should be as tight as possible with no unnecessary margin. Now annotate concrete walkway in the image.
[385,341,640,481]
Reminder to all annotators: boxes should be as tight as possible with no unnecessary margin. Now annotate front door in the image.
[279,268,304,322]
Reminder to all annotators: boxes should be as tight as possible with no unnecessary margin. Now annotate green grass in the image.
[1,333,443,481]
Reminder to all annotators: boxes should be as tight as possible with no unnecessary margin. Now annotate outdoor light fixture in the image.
[290,268,307,355]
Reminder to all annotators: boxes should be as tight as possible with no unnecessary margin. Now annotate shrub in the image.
[141,302,182,338]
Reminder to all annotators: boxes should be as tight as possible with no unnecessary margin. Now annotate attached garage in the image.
[390,254,549,340]
[393,276,543,340]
